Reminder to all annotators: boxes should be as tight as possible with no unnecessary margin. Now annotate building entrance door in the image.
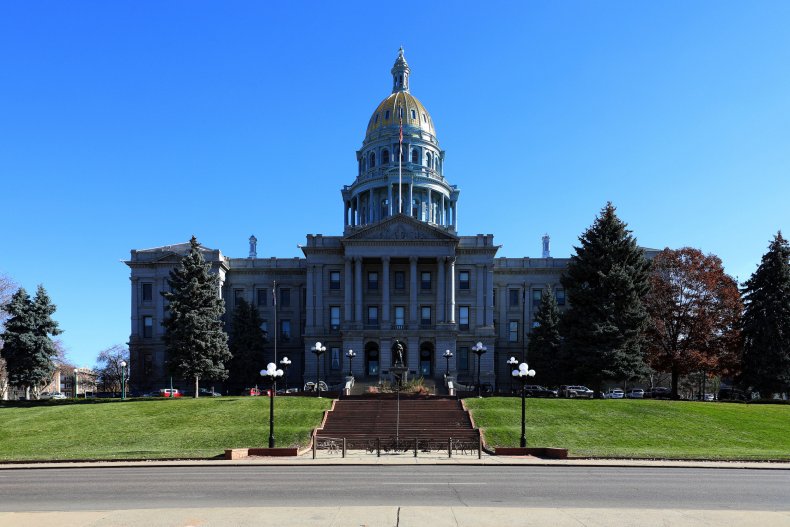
[365,343,379,376]
[419,343,433,376]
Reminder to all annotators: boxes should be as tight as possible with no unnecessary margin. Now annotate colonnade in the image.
[343,182,458,230]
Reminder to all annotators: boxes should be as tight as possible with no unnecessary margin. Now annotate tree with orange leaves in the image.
[644,248,742,399]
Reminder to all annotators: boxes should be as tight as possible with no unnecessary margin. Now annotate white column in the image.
[448,257,456,323]
[437,257,446,323]
[355,195,360,225]
[409,256,418,325]
[441,194,446,226]
[428,188,433,223]
[369,188,374,224]
[354,257,363,323]
[344,257,353,322]
[382,256,390,323]
[409,182,414,217]
[387,184,393,217]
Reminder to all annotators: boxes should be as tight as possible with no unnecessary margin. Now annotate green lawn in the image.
[464,398,790,461]
[0,396,332,461]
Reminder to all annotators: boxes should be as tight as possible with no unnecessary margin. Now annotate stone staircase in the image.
[315,396,479,443]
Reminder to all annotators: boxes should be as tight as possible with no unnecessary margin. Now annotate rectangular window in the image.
[509,289,519,307]
[555,289,566,306]
[143,316,153,338]
[394,306,405,328]
[368,271,379,290]
[532,289,542,308]
[420,306,431,325]
[256,288,267,307]
[459,271,470,290]
[280,288,291,307]
[331,347,340,370]
[330,306,341,329]
[367,306,379,325]
[509,321,519,342]
[394,271,405,290]
[234,289,244,307]
[458,346,469,371]
[142,283,153,302]
[421,271,432,290]
[280,319,291,341]
[459,306,470,330]
[329,271,341,290]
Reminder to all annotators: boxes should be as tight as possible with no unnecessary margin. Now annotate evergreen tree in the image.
[0,285,62,398]
[740,232,790,395]
[162,236,231,397]
[560,202,650,395]
[227,298,267,393]
[527,285,562,387]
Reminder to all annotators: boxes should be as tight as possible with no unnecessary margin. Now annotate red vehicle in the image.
[247,387,261,396]
[159,388,182,398]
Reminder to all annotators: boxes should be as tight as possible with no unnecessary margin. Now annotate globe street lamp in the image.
[471,342,487,398]
[279,357,292,393]
[73,368,79,399]
[511,361,536,448]
[120,360,127,400]
[311,342,326,398]
[346,349,356,377]
[443,349,453,376]
[507,356,519,395]
[260,363,284,448]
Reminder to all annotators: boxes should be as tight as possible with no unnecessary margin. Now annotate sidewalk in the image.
[2,451,789,470]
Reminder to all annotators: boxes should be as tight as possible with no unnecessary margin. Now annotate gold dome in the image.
[365,92,436,139]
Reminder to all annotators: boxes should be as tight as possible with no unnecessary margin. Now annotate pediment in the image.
[343,214,458,243]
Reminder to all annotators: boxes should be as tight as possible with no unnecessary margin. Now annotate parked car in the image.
[158,388,182,398]
[701,393,715,401]
[718,388,751,401]
[626,388,644,399]
[40,392,66,400]
[523,385,558,398]
[603,389,624,399]
[646,387,672,399]
[559,385,594,398]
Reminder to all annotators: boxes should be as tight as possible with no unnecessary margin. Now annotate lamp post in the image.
[73,368,79,399]
[279,357,291,393]
[346,349,356,377]
[311,341,326,398]
[507,356,519,395]
[443,349,453,376]
[260,363,284,448]
[511,361,536,448]
[120,361,127,400]
[471,342,487,398]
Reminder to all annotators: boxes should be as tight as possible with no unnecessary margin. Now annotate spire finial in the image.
[391,47,410,93]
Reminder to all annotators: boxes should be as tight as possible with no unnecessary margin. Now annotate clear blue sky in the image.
[1,1,788,368]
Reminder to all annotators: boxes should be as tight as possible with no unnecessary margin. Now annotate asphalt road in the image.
[0,465,788,512]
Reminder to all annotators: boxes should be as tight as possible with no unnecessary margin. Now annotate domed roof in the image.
[364,48,437,141]
[365,92,436,139]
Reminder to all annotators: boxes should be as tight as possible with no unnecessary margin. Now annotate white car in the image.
[40,392,66,400]
[626,389,644,399]
[604,389,624,399]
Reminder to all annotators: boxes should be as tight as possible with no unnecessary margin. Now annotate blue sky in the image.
[1,1,788,368]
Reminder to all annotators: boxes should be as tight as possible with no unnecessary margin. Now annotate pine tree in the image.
[162,236,231,397]
[527,285,562,388]
[0,285,62,398]
[740,232,790,395]
[227,298,267,393]
[560,202,650,395]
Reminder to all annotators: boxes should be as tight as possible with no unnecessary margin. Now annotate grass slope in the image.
[465,398,790,460]
[0,397,332,461]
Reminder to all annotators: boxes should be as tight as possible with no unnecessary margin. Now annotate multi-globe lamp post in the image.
[346,349,356,377]
[443,349,453,376]
[311,342,326,398]
[120,360,127,400]
[471,342,487,398]
[511,361,536,448]
[260,362,284,448]
[506,356,519,394]
[279,356,292,393]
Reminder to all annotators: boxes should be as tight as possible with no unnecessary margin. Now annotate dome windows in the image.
[411,109,416,120]
[382,150,390,165]
[411,149,419,164]
[369,152,376,168]
[375,113,379,124]
[385,110,390,120]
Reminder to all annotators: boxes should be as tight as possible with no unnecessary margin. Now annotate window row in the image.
[506,287,566,307]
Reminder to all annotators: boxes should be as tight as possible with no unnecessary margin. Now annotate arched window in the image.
[411,109,416,120]
[411,150,419,164]
[369,152,376,168]
[382,150,390,165]
[426,152,432,168]
[385,110,390,120]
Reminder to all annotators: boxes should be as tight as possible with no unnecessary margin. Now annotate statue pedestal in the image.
[390,363,408,385]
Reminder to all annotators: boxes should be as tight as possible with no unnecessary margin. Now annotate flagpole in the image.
[272,279,277,365]
[399,114,403,214]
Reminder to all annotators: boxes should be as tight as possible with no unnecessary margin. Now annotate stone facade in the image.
[125,50,570,393]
